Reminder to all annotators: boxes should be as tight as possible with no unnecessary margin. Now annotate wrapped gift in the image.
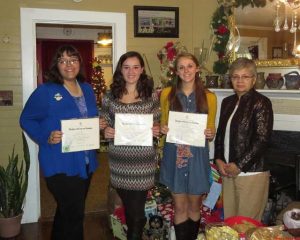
[110,214,127,240]
[145,199,158,219]
[157,203,174,228]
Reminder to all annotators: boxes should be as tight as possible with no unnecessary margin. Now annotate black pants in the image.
[46,171,92,240]
[116,188,148,240]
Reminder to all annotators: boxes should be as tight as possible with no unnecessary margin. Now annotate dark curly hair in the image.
[169,52,208,113]
[44,45,86,84]
[110,51,153,99]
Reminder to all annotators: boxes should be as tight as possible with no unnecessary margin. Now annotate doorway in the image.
[20,7,126,223]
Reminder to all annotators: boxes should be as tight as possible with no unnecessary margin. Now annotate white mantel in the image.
[211,89,300,98]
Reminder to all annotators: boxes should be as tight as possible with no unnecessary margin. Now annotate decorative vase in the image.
[220,74,232,89]
[255,72,265,89]
[266,73,284,89]
[0,213,23,238]
[284,71,300,90]
[205,75,219,88]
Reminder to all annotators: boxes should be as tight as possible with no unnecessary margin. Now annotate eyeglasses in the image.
[58,58,79,65]
[231,75,254,81]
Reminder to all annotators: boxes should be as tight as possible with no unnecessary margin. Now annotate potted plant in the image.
[0,132,30,238]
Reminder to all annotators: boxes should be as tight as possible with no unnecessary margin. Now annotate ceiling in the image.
[235,1,296,29]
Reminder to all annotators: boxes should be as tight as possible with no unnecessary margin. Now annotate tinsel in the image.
[91,57,107,107]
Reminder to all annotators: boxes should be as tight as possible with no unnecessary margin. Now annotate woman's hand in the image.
[204,128,215,141]
[104,126,115,139]
[160,125,169,135]
[215,159,229,177]
[48,130,63,144]
[224,163,241,177]
[152,123,160,137]
[99,118,108,130]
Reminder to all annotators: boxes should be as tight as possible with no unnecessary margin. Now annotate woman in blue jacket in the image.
[20,45,106,240]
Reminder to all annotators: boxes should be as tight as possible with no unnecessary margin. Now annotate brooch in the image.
[54,93,63,101]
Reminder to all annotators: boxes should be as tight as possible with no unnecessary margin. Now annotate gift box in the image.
[145,199,158,219]
[110,214,127,240]
[157,203,174,228]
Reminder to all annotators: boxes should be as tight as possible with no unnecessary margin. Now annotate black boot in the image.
[174,220,189,240]
[188,218,200,240]
[127,217,146,240]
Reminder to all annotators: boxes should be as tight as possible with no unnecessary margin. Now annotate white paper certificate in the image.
[61,118,99,153]
[166,111,207,147]
[114,113,153,146]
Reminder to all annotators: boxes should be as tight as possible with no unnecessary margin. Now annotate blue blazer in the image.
[20,82,99,178]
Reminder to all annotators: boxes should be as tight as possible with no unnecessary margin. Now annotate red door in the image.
[36,39,94,85]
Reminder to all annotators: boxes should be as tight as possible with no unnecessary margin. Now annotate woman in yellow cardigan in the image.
[159,53,217,240]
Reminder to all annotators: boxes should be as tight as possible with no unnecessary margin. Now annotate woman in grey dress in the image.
[102,51,160,240]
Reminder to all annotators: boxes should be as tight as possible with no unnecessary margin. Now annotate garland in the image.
[211,5,231,75]
[235,0,268,8]
[211,0,270,74]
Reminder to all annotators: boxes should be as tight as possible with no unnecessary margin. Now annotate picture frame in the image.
[134,6,179,38]
[272,47,283,59]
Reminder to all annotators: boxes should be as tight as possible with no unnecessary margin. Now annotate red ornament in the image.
[218,52,225,59]
[217,24,228,35]
[167,48,176,61]
[165,41,174,49]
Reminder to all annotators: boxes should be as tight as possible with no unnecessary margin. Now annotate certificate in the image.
[166,111,207,147]
[114,113,153,146]
[61,117,99,153]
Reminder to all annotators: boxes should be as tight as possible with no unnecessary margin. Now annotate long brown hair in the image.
[168,52,208,113]
[110,51,153,100]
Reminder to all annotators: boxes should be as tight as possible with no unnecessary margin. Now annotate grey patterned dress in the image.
[102,91,160,190]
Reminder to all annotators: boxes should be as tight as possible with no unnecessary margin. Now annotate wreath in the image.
[211,0,271,74]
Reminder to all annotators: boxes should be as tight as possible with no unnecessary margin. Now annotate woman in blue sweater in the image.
[20,45,106,240]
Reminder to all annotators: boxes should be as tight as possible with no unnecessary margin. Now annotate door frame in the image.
[20,7,126,223]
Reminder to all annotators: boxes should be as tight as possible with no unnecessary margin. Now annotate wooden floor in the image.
[40,152,110,219]
[9,212,114,240]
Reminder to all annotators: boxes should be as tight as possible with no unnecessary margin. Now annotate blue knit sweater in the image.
[20,82,99,178]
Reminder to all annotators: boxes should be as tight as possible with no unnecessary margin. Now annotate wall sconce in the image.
[97,31,112,46]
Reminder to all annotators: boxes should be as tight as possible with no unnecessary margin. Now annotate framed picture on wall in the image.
[134,6,179,38]
[272,47,283,59]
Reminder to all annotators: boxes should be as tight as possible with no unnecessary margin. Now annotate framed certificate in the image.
[114,113,153,146]
[61,117,100,153]
[166,111,207,147]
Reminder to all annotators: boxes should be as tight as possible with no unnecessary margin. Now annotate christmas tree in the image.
[91,57,107,107]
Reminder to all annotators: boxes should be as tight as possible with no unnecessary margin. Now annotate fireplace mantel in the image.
[209,89,300,99]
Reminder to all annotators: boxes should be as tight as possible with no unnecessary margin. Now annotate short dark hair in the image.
[44,45,86,84]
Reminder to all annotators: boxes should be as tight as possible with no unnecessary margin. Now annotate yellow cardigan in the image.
[160,87,217,131]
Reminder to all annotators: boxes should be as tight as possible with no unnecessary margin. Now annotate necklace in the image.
[64,80,82,97]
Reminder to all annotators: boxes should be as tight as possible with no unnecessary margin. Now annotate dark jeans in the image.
[46,170,92,240]
[116,188,148,240]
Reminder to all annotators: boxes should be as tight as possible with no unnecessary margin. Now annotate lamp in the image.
[97,31,112,46]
